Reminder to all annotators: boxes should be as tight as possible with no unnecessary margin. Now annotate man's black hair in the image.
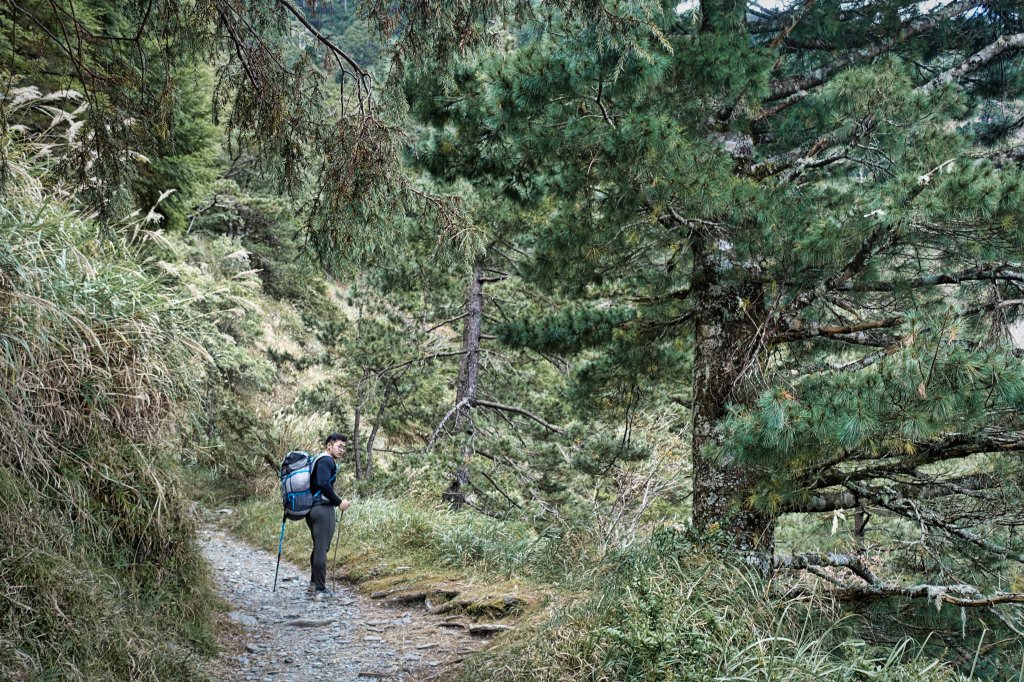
[325,432,349,446]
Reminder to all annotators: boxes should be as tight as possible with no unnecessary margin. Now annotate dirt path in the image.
[199,526,488,681]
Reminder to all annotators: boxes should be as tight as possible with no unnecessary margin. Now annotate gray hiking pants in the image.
[305,504,336,592]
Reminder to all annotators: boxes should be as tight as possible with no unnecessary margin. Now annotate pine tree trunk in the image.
[690,232,774,552]
[353,404,362,481]
[455,256,485,428]
[443,257,486,509]
[364,393,388,481]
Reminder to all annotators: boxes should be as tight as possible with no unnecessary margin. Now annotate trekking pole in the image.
[272,513,286,593]
[332,507,344,591]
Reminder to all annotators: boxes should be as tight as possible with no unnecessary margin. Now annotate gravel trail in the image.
[199,527,481,681]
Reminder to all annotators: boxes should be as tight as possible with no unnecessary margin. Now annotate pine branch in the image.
[478,468,523,510]
[217,7,262,94]
[473,399,565,434]
[788,581,1024,607]
[424,397,471,453]
[840,263,1024,292]
[846,481,1024,563]
[632,288,692,303]
[965,298,1024,315]
[277,0,368,80]
[771,551,878,583]
[920,33,1024,94]
[765,0,816,51]
[986,143,1024,168]
[9,1,105,83]
[784,224,897,315]
[423,313,469,334]
[811,431,1024,488]
[771,316,902,345]
[787,294,1020,376]
[379,349,469,375]
[747,133,840,178]
[783,473,998,513]
[766,0,980,103]
[788,343,901,376]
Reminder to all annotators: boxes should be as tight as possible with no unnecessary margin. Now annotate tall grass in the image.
[462,527,967,682]
[230,495,545,579]
[0,98,217,679]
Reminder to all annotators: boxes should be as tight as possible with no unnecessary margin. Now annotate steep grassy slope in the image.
[0,193,218,679]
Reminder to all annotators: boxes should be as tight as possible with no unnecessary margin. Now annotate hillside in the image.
[3,1,1024,680]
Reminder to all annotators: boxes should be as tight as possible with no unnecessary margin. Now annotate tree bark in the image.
[364,387,389,480]
[690,231,775,551]
[454,256,485,430]
[352,403,362,481]
[442,256,486,509]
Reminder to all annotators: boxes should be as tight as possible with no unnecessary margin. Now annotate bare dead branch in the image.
[846,481,1024,563]
[473,398,565,434]
[425,397,471,453]
[798,582,1024,607]
[771,551,878,583]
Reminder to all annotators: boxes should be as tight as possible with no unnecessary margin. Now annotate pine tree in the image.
[406,0,1024,653]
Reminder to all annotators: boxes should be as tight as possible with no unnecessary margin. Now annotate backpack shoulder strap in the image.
[309,453,336,484]
[309,453,336,481]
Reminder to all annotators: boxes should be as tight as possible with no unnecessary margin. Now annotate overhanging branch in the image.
[846,481,1024,564]
[787,581,1024,607]
[783,473,998,513]
[771,551,877,583]
[771,316,902,345]
[839,263,1024,292]
[811,431,1024,489]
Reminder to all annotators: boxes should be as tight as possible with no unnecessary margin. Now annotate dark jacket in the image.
[311,454,342,506]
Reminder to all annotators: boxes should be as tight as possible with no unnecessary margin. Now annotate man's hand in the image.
[339,499,350,511]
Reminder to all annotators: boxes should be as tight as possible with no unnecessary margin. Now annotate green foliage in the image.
[462,526,965,682]
[230,495,548,580]
[134,65,221,231]
[727,334,1024,469]
[7,2,1024,680]
[498,304,637,354]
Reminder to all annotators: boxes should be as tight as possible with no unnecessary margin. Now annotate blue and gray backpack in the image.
[279,450,334,520]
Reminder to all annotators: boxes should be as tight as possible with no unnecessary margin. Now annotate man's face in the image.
[327,439,346,457]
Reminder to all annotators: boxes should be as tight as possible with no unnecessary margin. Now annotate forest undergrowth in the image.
[224,494,970,682]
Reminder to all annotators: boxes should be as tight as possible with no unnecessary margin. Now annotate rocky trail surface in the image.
[199,527,492,681]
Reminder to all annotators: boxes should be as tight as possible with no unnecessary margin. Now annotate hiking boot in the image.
[312,589,333,602]
[306,581,315,595]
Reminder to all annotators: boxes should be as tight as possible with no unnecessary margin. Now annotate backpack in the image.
[279,450,334,520]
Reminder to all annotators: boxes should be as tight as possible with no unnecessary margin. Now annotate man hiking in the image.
[306,432,350,600]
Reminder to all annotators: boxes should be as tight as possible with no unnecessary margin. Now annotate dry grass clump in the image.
[0,125,217,678]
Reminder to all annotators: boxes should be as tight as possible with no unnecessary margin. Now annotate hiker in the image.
[306,432,350,599]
